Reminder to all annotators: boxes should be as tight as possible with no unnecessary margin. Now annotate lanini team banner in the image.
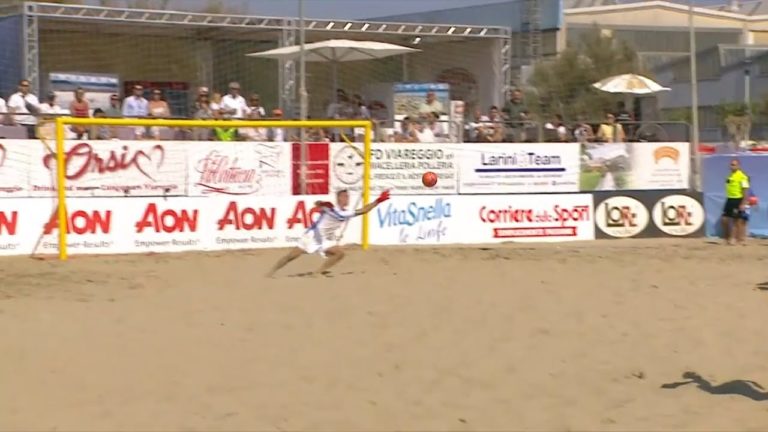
[457,143,581,194]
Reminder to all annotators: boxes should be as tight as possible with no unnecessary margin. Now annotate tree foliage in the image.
[528,28,646,121]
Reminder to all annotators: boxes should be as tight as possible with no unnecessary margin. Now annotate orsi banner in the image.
[27,140,188,197]
[457,143,580,194]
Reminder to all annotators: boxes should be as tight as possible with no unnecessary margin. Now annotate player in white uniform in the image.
[266,189,390,277]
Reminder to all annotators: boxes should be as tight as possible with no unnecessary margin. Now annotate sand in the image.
[2,238,768,432]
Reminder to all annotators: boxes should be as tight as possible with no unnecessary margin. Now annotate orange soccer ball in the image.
[422,171,438,188]
[748,195,759,206]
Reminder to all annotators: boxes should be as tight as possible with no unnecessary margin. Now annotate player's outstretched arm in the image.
[354,190,390,216]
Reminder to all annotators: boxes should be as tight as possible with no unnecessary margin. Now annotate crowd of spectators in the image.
[0,78,644,143]
[462,88,639,144]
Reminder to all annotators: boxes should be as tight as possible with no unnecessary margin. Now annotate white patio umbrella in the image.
[592,73,670,95]
[247,39,420,103]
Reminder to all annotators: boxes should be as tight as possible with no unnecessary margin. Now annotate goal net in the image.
[24,117,373,260]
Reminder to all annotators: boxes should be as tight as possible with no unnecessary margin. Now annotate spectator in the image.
[122,84,148,117]
[418,91,444,115]
[210,92,222,117]
[353,94,370,119]
[122,84,148,139]
[615,101,634,138]
[395,117,418,143]
[424,111,445,139]
[268,108,286,142]
[414,116,436,143]
[597,112,626,143]
[69,87,90,139]
[104,94,122,118]
[502,88,527,121]
[545,114,569,142]
[573,115,595,144]
[219,81,248,119]
[39,91,63,115]
[91,108,113,140]
[247,94,266,118]
[191,91,214,141]
[148,88,171,139]
[7,79,40,138]
[0,96,6,124]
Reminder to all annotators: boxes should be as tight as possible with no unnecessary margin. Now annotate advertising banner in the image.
[369,193,595,245]
[457,143,581,194]
[4,195,360,256]
[580,142,690,191]
[27,140,188,197]
[592,191,704,239]
[187,142,291,197]
[0,140,34,197]
[329,142,458,195]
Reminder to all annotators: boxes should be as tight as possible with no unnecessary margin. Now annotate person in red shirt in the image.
[69,87,90,139]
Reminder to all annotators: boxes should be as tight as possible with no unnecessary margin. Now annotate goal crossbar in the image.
[53,117,374,261]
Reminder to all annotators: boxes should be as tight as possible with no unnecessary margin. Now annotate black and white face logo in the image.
[333,146,363,185]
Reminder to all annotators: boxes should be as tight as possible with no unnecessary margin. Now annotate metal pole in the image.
[299,0,308,195]
[745,60,751,109]
[688,0,701,191]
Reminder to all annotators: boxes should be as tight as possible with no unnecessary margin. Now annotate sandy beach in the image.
[2,238,768,431]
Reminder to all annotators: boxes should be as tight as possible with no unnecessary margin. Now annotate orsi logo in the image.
[595,196,649,238]
[43,143,165,181]
[652,194,704,236]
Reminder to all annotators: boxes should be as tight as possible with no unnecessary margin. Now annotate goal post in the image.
[52,117,374,261]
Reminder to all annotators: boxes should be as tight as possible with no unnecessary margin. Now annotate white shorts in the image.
[297,231,337,256]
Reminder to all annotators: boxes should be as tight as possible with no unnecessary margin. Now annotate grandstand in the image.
[0,1,511,119]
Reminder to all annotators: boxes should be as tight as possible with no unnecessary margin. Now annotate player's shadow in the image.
[661,371,768,401]
[286,271,356,279]
[756,281,768,291]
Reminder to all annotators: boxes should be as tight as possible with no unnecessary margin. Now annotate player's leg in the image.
[736,212,748,244]
[721,199,736,244]
[313,246,345,276]
[266,247,305,278]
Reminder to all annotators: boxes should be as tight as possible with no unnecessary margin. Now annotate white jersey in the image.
[307,206,356,241]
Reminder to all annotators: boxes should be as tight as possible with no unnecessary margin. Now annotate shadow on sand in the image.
[756,282,768,291]
[661,372,768,401]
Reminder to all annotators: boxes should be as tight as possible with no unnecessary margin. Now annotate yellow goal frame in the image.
[53,117,373,261]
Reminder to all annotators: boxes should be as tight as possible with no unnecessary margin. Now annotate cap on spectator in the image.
[198,86,209,95]
[110,94,119,100]
[228,81,241,90]
[272,108,283,116]
[46,91,56,100]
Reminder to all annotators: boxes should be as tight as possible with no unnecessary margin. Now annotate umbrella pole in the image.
[298,0,308,195]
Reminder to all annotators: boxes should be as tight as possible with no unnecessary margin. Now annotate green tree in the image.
[528,27,646,121]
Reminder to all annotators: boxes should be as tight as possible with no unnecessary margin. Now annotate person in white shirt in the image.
[219,81,249,119]
[38,91,63,115]
[122,84,149,138]
[267,108,285,142]
[7,79,40,138]
[418,91,444,115]
[266,189,391,278]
